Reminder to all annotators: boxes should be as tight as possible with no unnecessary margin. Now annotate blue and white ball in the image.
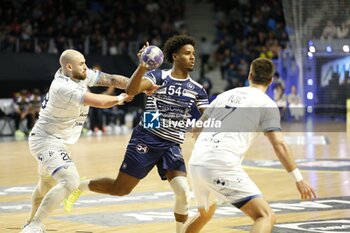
[141,45,164,69]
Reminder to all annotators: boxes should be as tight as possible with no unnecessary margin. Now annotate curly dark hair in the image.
[162,35,196,63]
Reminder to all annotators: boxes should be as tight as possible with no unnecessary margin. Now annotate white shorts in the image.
[188,164,262,211]
[28,135,75,177]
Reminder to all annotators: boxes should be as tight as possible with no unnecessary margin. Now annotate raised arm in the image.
[265,131,317,200]
[125,42,156,96]
[94,72,129,90]
[125,64,154,96]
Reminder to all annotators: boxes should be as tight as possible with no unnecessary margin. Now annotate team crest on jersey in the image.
[136,144,149,154]
[143,111,161,128]
[186,82,195,90]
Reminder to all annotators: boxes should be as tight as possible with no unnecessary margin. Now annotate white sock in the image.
[29,176,55,222]
[33,166,79,222]
[176,221,184,233]
[29,186,44,222]
[33,183,66,222]
[79,180,91,192]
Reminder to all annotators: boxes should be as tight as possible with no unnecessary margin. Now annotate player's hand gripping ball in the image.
[141,45,164,69]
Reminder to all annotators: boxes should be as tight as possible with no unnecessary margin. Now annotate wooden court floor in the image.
[0,121,350,233]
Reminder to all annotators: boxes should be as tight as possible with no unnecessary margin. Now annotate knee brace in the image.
[169,176,191,215]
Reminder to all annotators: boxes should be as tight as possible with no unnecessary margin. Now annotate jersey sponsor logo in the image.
[136,144,149,154]
[143,111,161,128]
[243,159,350,171]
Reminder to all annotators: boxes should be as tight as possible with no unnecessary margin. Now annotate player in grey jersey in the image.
[21,49,135,233]
[183,58,316,233]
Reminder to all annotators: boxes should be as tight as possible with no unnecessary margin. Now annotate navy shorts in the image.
[120,126,186,180]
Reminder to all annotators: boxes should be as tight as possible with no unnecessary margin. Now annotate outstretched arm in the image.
[265,131,317,200]
[94,72,129,90]
[83,92,132,108]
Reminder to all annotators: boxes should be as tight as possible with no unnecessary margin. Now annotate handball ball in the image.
[141,45,164,69]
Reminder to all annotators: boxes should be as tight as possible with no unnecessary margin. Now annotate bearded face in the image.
[71,68,87,80]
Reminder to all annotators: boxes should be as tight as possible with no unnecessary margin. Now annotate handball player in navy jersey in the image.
[67,35,209,233]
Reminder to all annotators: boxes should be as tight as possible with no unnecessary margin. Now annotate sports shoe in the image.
[86,130,94,137]
[95,130,103,137]
[21,221,30,231]
[20,222,46,233]
[15,130,26,138]
[63,188,82,212]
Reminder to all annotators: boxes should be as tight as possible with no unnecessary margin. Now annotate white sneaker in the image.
[21,221,30,230]
[121,125,129,134]
[95,130,103,137]
[105,125,113,135]
[20,222,46,233]
[15,130,26,138]
[87,130,94,137]
[114,125,121,135]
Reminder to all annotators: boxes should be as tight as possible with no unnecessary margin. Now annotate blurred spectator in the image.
[29,88,42,121]
[199,37,212,77]
[321,20,337,40]
[87,64,128,136]
[212,0,289,84]
[219,48,231,80]
[87,64,105,136]
[336,22,349,39]
[102,103,127,135]
[287,85,304,120]
[272,72,285,90]
[13,89,35,136]
[237,58,249,78]
[108,42,118,55]
[0,0,186,54]
[259,46,273,59]
[224,63,241,90]
[198,75,213,97]
[273,85,287,119]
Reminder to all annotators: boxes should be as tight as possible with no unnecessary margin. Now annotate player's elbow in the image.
[125,87,134,95]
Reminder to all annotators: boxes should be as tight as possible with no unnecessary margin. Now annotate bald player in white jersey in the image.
[21,49,134,233]
[182,58,316,233]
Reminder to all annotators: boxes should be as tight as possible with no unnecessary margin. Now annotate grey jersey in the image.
[190,86,280,168]
[31,68,100,144]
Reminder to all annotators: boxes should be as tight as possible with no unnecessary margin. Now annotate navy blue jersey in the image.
[142,69,209,144]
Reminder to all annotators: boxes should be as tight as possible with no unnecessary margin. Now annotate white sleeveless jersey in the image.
[31,68,100,144]
[189,86,281,169]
